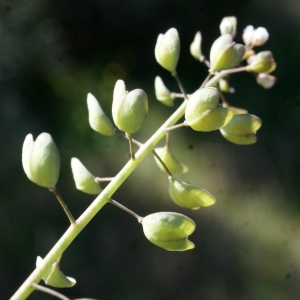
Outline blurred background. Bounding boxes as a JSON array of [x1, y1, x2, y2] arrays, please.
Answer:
[[1, 0, 300, 299]]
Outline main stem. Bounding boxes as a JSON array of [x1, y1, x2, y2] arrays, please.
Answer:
[[10, 97, 188, 300]]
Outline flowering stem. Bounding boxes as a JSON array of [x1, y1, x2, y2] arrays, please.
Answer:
[[49, 187, 76, 225], [152, 150, 174, 178], [164, 122, 186, 132], [95, 177, 115, 183], [172, 72, 188, 99]]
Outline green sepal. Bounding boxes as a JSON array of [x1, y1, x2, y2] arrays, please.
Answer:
[[185, 87, 234, 131], [154, 76, 174, 107], [71, 158, 102, 195], [22, 133, 60, 188], [246, 51, 276, 74], [210, 34, 245, 72], [87, 93, 115, 136], [168, 178, 216, 210], [36, 256, 76, 288], [141, 212, 195, 251], [112, 80, 148, 134], [154, 146, 188, 174], [220, 114, 262, 145]]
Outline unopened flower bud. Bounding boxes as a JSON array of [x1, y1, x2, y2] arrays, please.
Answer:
[[220, 114, 262, 145], [168, 178, 216, 210], [154, 146, 188, 174], [220, 16, 237, 38], [210, 34, 245, 72], [141, 212, 195, 251], [154, 76, 174, 107], [155, 28, 180, 74], [247, 51, 276, 74], [219, 78, 235, 93], [87, 93, 115, 136], [185, 87, 234, 132], [36, 256, 76, 288], [223, 103, 248, 115], [22, 133, 60, 188], [112, 80, 148, 134], [256, 73, 276, 89], [190, 31, 205, 62], [71, 158, 102, 195], [243, 25, 254, 45], [252, 27, 269, 46]]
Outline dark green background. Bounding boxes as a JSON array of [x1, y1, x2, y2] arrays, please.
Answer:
[[1, 0, 300, 299]]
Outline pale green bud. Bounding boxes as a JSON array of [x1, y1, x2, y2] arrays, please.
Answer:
[[209, 34, 245, 73], [141, 212, 195, 251], [71, 158, 102, 195], [154, 146, 188, 174], [155, 28, 180, 74], [185, 87, 234, 132], [223, 103, 248, 115], [220, 114, 262, 145], [219, 78, 235, 93], [256, 73, 276, 89], [87, 93, 115, 136], [220, 16, 237, 38], [112, 80, 148, 134], [36, 256, 76, 288], [154, 76, 174, 107], [246, 51, 276, 74], [168, 178, 216, 210], [22, 133, 60, 188], [190, 31, 204, 62]]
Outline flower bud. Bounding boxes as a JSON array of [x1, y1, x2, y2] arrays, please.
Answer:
[[190, 31, 205, 62], [168, 178, 216, 210], [155, 28, 180, 74], [243, 25, 254, 45], [246, 51, 276, 74], [220, 114, 262, 145], [154, 146, 188, 174], [220, 16, 237, 38], [87, 93, 115, 136], [36, 256, 76, 288], [223, 103, 248, 115], [22, 133, 60, 188], [185, 87, 234, 132], [209, 34, 245, 72], [112, 80, 148, 134], [154, 76, 174, 107], [71, 158, 102, 195], [219, 78, 235, 93], [252, 27, 269, 46], [256, 73, 276, 89], [141, 212, 195, 251]]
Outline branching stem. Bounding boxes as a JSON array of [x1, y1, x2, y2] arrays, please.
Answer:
[[109, 199, 142, 222]]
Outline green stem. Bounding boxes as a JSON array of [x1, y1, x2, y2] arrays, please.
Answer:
[[126, 133, 136, 160], [152, 149, 174, 178], [50, 187, 76, 225], [32, 284, 70, 300], [109, 199, 142, 222]]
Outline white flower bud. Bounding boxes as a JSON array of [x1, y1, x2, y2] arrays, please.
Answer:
[[220, 17, 237, 37], [256, 73, 276, 89], [252, 27, 269, 46], [243, 25, 254, 45]]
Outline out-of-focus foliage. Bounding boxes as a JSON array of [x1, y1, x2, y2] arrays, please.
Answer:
[[1, 0, 300, 299]]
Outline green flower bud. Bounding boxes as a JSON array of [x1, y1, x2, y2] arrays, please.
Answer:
[[222, 103, 248, 115], [210, 34, 245, 73], [155, 28, 180, 74], [154, 146, 188, 174], [141, 212, 195, 251], [185, 87, 234, 132], [36, 256, 76, 288], [87, 93, 115, 136], [154, 76, 174, 107], [220, 114, 262, 145], [246, 51, 276, 74], [190, 31, 205, 62], [219, 78, 235, 93], [71, 158, 102, 195], [112, 80, 148, 134], [168, 178, 216, 210], [22, 133, 60, 188], [256, 73, 276, 89]]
